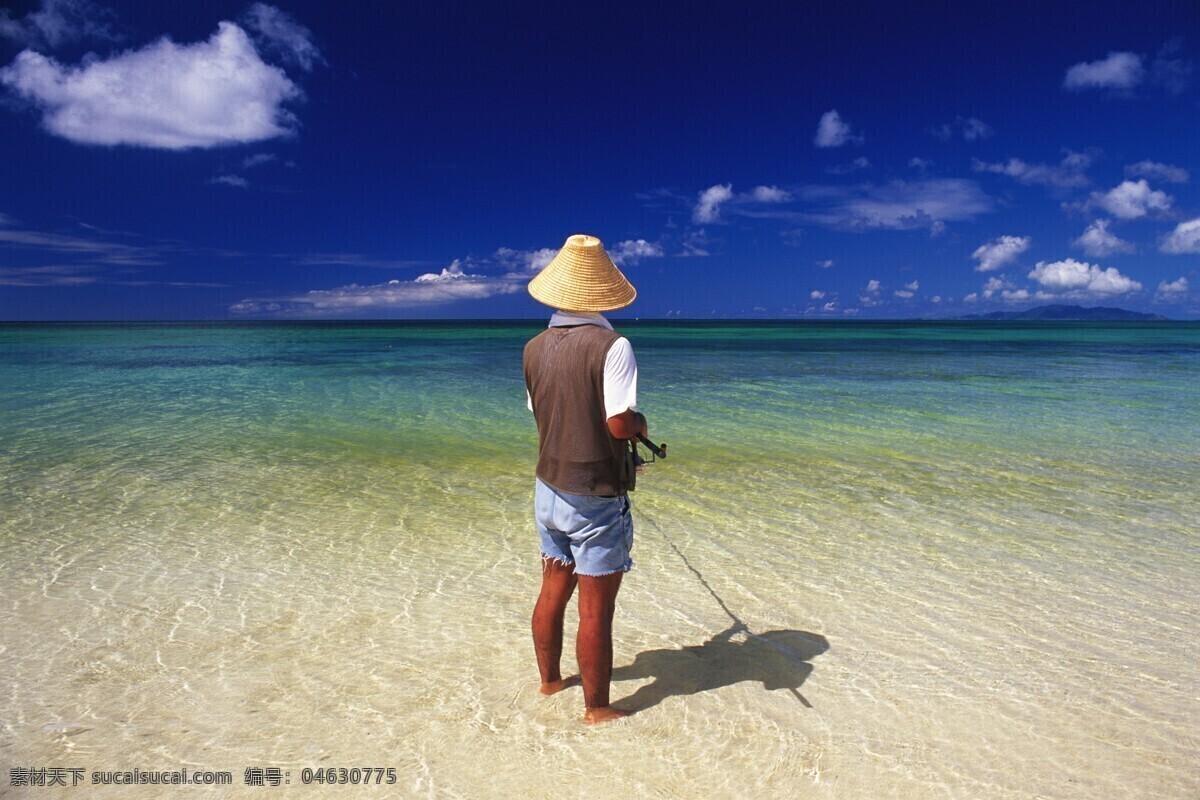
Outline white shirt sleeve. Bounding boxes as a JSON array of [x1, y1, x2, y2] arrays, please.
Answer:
[[525, 335, 638, 418], [603, 337, 638, 419]]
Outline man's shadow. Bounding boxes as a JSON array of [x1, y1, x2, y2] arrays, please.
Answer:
[[613, 622, 828, 713], [623, 515, 830, 714]]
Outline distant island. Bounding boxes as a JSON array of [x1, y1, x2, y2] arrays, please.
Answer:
[[955, 304, 1170, 322]]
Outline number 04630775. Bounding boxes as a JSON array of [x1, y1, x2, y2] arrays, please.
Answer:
[[300, 767, 397, 785]]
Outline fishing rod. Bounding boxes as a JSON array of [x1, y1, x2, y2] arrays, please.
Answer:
[[635, 433, 666, 460]]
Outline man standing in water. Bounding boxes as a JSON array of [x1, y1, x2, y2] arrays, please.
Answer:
[[523, 234, 648, 724]]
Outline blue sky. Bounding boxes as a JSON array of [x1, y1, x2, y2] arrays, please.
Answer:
[[1, 0, 1198, 320]]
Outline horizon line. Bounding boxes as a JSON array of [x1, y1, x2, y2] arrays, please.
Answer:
[[2, 316, 1191, 325]]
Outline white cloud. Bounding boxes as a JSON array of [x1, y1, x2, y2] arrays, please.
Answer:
[[1073, 219, 1134, 257], [0, 21, 306, 149], [960, 117, 994, 141], [908, 157, 932, 170], [972, 151, 1092, 189], [816, 259, 834, 269], [493, 246, 557, 271], [1063, 51, 1145, 91], [1002, 289, 1031, 303], [1151, 39, 1192, 95], [780, 228, 803, 246], [1125, 160, 1189, 184], [230, 261, 525, 316], [1159, 218, 1200, 254], [679, 229, 710, 257], [751, 185, 791, 202], [1061, 151, 1093, 171], [1090, 179, 1172, 220], [230, 236, 588, 317], [964, 292, 978, 303], [294, 252, 426, 269], [814, 110, 861, 148], [1061, 43, 1192, 97], [0, 214, 251, 286], [810, 290, 825, 299], [933, 116, 993, 141], [208, 174, 249, 188], [414, 261, 466, 283], [801, 178, 992, 231], [0, 264, 99, 286], [823, 302, 837, 312], [903, 280, 919, 291], [1156, 277, 1188, 296], [684, 183, 795, 226], [858, 281, 883, 306], [894, 289, 914, 299], [693, 183, 733, 223], [972, 235, 1031, 272], [609, 239, 664, 265], [826, 156, 871, 175], [982, 276, 1010, 298], [0, 215, 163, 265], [528, 248, 556, 271], [1027, 258, 1142, 297], [242, 152, 277, 169], [0, 0, 119, 49], [242, 3, 322, 71]]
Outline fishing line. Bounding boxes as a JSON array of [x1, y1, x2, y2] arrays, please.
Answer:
[[637, 499, 813, 708]]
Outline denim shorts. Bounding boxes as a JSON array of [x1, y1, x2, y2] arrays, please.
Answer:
[[535, 478, 634, 577]]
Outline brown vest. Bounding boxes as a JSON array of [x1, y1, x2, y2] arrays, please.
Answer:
[[524, 325, 634, 496]]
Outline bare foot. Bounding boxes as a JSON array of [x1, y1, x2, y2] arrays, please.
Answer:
[[539, 676, 580, 695], [583, 706, 630, 724]]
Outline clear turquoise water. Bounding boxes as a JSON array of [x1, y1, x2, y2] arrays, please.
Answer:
[[2, 321, 1198, 798]]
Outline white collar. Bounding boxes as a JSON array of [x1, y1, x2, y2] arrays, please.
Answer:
[[548, 310, 613, 330]]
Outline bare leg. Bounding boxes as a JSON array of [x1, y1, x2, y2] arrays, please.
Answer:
[[577, 571, 629, 723], [532, 558, 578, 694]]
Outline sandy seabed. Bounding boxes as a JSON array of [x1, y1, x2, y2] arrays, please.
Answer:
[[3, 456, 1197, 800]]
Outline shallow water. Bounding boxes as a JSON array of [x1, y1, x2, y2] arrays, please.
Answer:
[[2, 321, 1198, 798]]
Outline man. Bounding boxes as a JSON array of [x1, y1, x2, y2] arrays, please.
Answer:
[[523, 233, 649, 724]]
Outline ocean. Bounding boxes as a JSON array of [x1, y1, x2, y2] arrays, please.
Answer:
[[2, 320, 1197, 798]]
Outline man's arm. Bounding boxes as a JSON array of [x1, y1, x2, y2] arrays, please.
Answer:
[[607, 409, 647, 440], [604, 336, 646, 439]]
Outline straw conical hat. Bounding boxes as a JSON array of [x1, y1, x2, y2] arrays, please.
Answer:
[[528, 234, 637, 312]]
